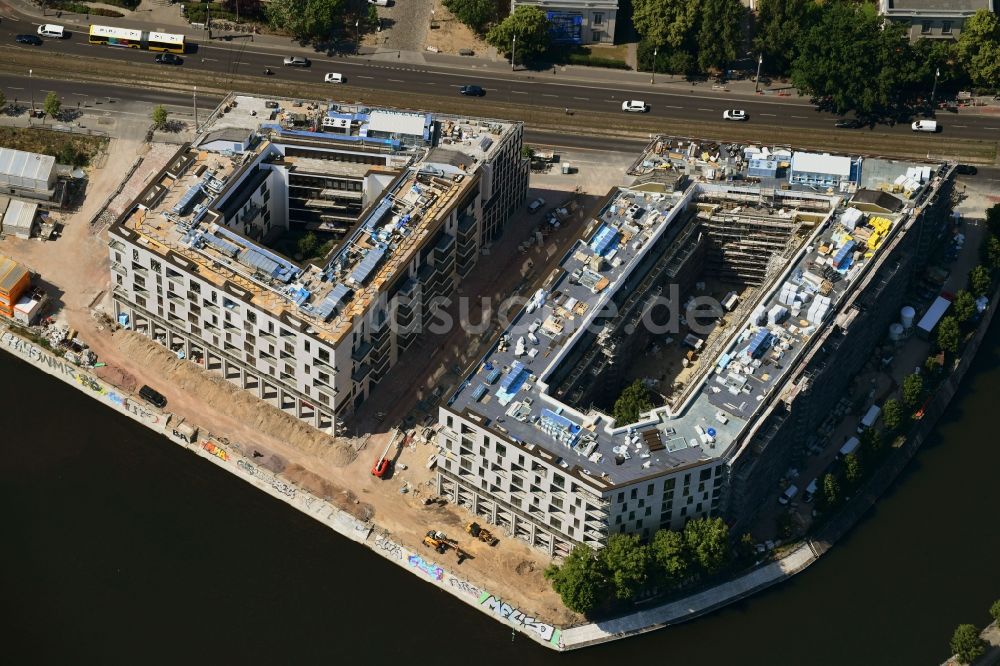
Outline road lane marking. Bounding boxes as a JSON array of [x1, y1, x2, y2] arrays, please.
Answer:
[[791, 115, 807, 119], [388, 78, 404, 83], [698, 108, 713, 112], [986, 127, 1000, 130], [761, 113, 776, 117], [201, 58, 219, 62], [663, 105, 683, 109], [542, 94, 557, 97], [953, 125, 967, 128], [8, 87, 24, 91], [573, 97, 589, 101], [356, 75, 373, 79], [512, 90, 528, 94]]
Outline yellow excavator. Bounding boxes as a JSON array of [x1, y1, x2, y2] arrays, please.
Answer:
[[466, 522, 499, 546], [423, 530, 470, 563]]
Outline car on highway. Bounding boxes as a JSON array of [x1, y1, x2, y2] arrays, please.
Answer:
[[723, 109, 747, 121], [911, 119, 939, 132], [283, 56, 310, 67], [621, 100, 649, 113], [459, 85, 485, 97], [955, 164, 978, 176], [835, 118, 863, 129], [155, 53, 183, 65], [15, 34, 43, 45], [324, 72, 345, 83]]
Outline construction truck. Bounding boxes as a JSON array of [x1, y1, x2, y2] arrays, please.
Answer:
[[422, 530, 470, 564], [466, 522, 499, 546]]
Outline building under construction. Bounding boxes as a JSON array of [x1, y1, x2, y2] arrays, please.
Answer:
[[438, 136, 955, 555], [109, 94, 527, 430]]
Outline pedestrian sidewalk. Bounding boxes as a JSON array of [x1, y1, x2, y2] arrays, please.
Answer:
[[7, 0, 812, 101]]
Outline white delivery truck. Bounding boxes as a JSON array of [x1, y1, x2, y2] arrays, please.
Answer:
[[911, 120, 938, 133], [858, 404, 882, 434]]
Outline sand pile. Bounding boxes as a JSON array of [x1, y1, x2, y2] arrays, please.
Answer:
[[113, 330, 358, 466]]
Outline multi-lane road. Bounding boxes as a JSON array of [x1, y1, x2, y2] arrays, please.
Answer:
[[1, 8, 1000, 145]]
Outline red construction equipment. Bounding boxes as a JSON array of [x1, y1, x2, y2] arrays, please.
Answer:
[[371, 429, 401, 478]]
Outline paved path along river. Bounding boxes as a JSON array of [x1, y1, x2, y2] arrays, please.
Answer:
[[2, 317, 999, 663]]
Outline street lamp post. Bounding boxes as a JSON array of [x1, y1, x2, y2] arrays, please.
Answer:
[[206, 2, 212, 40], [650, 46, 658, 84], [29, 69, 33, 120], [931, 67, 940, 112], [754, 54, 763, 93], [355, 19, 360, 53], [511, 34, 516, 71]]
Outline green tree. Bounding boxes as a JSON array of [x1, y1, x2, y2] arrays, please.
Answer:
[[632, 0, 698, 50], [696, 0, 744, 72], [957, 9, 1000, 89], [860, 427, 885, 462], [297, 232, 319, 258], [266, 0, 345, 42], [486, 6, 550, 63], [599, 533, 651, 601], [544, 544, 610, 614], [443, 0, 496, 33], [367, 4, 379, 29], [650, 528, 688, 585], [950, 623, 986, 664], [986, 236, 1000, 272], [223, 0, 264, 19], [683, 517, 729, 575], [882, 398, 903, 433], [843, 453, 862, 487], [937, 315, 961, 354], [902, 372, 924, 409], [753, 0, 821, 76], [969, 265, 992, 297], [43, 91, 61, 121], [990, 599, 1000, 624], [151, 105, 169, 130], [612, 379, 653, 425], [821, 473, 840, 508], [952, 290, 976, 324], [986, 204, 1000, 237], [790, 2, 918, 117]]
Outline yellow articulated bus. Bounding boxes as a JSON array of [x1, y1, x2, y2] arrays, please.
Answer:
[[88, 24, 185, 54]]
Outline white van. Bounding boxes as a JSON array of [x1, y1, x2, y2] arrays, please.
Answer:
[[778, 484, 799, 505], [324, 72, 344, 84], [368, 0, 389, 6], [37, 24, 66, 39], [857, 404, 881, 434], [911, 120, 938, 133]]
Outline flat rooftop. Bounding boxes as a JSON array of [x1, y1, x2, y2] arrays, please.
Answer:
[[448, 138, 943, 490], [115, 94, 520, 346]]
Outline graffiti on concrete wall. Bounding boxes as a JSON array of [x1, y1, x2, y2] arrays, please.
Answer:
[[202, 440, 229, 461], [407, 554, 444, 581], [236, 459, 296, 498], [447, 576, 481, 599], [478, 593, 561, 645], [374, 534, 404, 560], [1, 331, 160, 424]]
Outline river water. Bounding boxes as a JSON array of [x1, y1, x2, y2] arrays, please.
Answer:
[[2, 320, 999, 664]]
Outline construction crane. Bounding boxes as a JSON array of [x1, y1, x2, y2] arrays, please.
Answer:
[[371, 429, 401, 478], [466, 522, 499, 546]]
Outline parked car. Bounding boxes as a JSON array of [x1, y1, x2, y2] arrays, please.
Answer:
[[955, 164, 978, 176], [723, 109, 748, 121], [155, 53, 183, 65], [138, 385, 167, 409], [527, 198, 545, 214], [283, 56, 310, 67], [459, 85, 485, 97], [835, 118, 863, 129], [621, 100, 649, 113], [16, 34, 43, 45]]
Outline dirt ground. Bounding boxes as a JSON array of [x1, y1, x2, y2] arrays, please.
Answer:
[[0, 135, 580, 626], [423, 0, 491, 56]]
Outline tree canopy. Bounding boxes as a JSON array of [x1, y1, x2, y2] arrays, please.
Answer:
[[937, 315, 960, 354], [696, 0, 744, 72], [969, 265, 992, 297], [952, 291, 976, 324], [821, 473, 840, 508], [613, 379, 654, 425], [683, 517, 729, 575], [43, 91, 61, 120], [950, 623, 986, 664], [632, 0, 699, 50], [266, 0, 344, 42], [957, 9, 1000, 89], [544, 545, 610, 614], [443, 0, 496, 34], [600, 533, 651, 600], [902, 372, 924, 409], [790, 2, 921, 117], [486, 6, 551, 62], [753, 0, 820, 76], [843, 453, 862, 487], [151, 105, 169, 130], [650, 528, 688, 585], [882, 398, 903, 433]]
